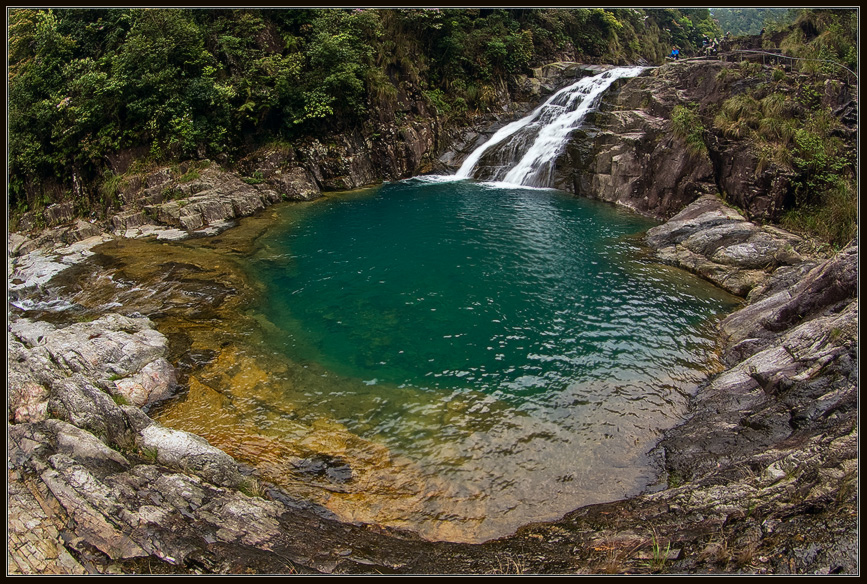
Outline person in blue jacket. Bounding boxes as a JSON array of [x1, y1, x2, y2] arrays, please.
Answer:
[[670, 46, 680, 60]]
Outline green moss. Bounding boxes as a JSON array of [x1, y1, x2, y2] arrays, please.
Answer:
[[111, 392, 130, 406], [666, 470, 685, 488], [161, 187, 184, 201], [99, 170, 125, 210]]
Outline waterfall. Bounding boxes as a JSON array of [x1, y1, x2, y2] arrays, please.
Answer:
[[455, 66, 645, 188]]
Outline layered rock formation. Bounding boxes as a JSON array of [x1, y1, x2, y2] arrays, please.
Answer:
[[644, 195, 857, 482], [645, 194, 817, 297], [549, 60, 855, 224]]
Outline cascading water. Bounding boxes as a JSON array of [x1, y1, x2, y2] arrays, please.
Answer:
[[455, 66, 645, 188]]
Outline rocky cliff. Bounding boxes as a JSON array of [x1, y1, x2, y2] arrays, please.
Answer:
[[558, 64, 719, 218], [549, 60, 855, 225]]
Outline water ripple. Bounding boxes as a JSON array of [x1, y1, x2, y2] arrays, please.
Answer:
[[231, 180, 741, 542]]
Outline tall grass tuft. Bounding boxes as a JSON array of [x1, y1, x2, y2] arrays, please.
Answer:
[[781, 177, 857, 249], [671, 104, 708, 157]]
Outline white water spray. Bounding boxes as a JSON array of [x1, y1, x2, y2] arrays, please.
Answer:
[[454, 66, 645, 188]]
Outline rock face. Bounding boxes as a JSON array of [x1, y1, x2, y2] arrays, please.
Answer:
[[645, 195, 815, 297], [115, 164, 286, 236], [659, 244, 857, 479], [559, 66, 720, 218], [8, 313, 179, 423], [706, 133, 794, 221]]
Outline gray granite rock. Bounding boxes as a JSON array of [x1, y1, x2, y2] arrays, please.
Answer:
[[645, 195, 816, 297]]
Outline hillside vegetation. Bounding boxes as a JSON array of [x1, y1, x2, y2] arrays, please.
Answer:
[[710, 8, 795, 36], [713, 9, 858, 247], [8, 8, 717, 218]]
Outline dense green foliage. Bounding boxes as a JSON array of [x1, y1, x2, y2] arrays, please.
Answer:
[[7, 8, 717, 216], [779, 9, 858, 77], [710, 8, 794, 36], [711, 9, 857, 248], [651, 8, 721, 50]]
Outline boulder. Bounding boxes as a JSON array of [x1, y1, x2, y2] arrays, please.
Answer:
[[645, 195, 811, 297], [113, 358, 178, 408], [268, 167, 321, 201], [43, 202, 76, 227], [266, 166, 321, 201], [48, 375, 134, 448], [138, 425, 243, 488], [46, 418, 131, 471], [720, 242, 857, 349]]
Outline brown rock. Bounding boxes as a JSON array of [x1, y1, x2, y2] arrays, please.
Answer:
[[268, 167, 321, 201]]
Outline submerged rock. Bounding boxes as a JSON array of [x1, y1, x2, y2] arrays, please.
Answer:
[[292, 455, 354, 484]]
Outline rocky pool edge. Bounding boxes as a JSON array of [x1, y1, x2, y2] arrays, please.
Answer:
[[7, 182, 858, 574]]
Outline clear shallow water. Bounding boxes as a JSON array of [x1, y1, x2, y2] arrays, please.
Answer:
[[233, 178, 740, 541]]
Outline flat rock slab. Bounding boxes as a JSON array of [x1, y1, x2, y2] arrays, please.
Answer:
[[645, 195, 814, 297]]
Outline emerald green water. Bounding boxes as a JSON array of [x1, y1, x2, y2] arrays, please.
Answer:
[[242, 178, 740, 541]]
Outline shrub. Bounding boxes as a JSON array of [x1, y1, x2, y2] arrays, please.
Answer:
[[781, 177, 857, 248], [671, 104, 708, 156], [242, 170, 265, 185]]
